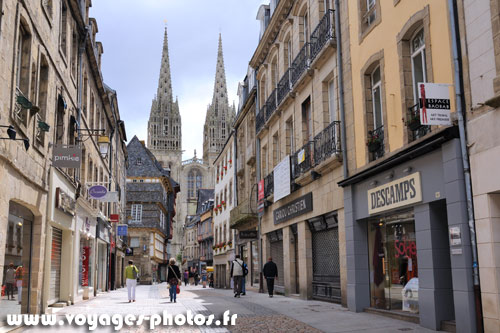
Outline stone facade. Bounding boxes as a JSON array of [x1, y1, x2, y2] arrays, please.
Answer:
[[0, 0, 127, 313], [461, 0, 500, 331]]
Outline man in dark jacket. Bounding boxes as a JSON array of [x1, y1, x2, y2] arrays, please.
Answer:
[[262, 257, 278, 297]]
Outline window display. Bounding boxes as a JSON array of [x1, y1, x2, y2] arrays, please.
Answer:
[[368, 211, 418, 313], [79, 238, 93, 288]]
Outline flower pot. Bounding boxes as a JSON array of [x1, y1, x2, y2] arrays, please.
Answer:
[[408, 119, 421, 131], [368, 141, 381, 153]]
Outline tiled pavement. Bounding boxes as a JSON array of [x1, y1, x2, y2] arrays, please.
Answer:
[[11, 284, 436, 332]]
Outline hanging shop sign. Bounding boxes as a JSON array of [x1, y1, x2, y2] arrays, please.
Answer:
[[239, 230, 258, 239], [273, 155, 291, 203], [117, 224, 128, 237], [110, 214, 120, 223], [88, 185, 107, 200], [273, 192, 313, 225], [55, 187, 76, 216], [418, 82, 452, 126], [52, 145, 82, 168], [367, 172, 422, 215]]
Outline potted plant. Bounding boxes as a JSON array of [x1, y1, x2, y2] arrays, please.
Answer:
[[406, 113, 421, 131], [367, 132, 382, 153], [221, 200, 226, 207]]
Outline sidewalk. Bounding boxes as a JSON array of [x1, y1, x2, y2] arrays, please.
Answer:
[[191, 287, 435, 333]]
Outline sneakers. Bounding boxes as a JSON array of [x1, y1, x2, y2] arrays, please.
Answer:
[[234, 294, 238, 298], [269, 295, 273, 298], [242, 292, 246, 295], [237, 294, 241, 298], [174, 300, 177, 303]]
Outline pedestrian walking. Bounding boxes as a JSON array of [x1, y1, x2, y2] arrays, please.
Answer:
[[15, 265, 23, 304], [4, 263, 15, 300], [263, 257, 278, 297], [202, 269, 207, 288], [230, 255, 246, 298], [194, 272, 199, 286], [167, 258, 181, 303], [209, 272, 214, 288], [124, 260, 139, 303], [183, 270, 189, 286], [241, 262, 248, 295]]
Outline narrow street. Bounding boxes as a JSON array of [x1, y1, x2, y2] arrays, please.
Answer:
[[17, 284, 432, 333]]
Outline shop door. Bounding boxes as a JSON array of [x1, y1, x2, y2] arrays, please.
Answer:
[[270, 240, 284, 291], [49, 227, 63, 304], [309, 213, 340, 303]]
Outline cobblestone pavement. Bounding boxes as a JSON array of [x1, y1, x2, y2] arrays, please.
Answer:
[[12, 284, 434, 332]]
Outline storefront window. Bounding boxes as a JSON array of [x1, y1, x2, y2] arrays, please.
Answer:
[[368, 211, 419, 313], [79, 238, 93, 288]]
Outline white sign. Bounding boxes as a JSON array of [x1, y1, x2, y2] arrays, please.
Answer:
[[418, 82, 451, 126], [367, 172, 422, 215], [449, 226, 462, 246], [273, 156, 291, 203]]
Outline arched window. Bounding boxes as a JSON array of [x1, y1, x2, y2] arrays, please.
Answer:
[[188, 169, 203, 198], [411, 29, 426, 103], [188, 171, 195, 198]]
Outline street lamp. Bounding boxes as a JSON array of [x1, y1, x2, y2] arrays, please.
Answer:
[[97, 135, 110, 158], [0, 125, 30, 151]]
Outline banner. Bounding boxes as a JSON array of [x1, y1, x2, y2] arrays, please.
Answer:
[[82, 246, 90, 287]]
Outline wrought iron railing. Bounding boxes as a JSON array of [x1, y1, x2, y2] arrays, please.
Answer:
[[290, 43, 310, 85], [264, 171, 274, 198], [407, 103, 431, 141], [310, 10, 335, 61], [292, 141, 314, 179], [368, 125, 384, 160], [314, 121, 341, 165], [266, 89, 277, 120], [256, 107, 266, 134], [277, 68, 291, 105]]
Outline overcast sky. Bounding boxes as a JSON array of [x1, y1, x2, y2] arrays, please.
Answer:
[[91, 0, 267, 160]]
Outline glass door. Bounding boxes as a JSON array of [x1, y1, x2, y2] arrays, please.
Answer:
[[368, 210, 419, 313]]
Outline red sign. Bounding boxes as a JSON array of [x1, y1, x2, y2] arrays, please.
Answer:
[[258, 180, 265, 201], [110, 214, 119, 223], [82, 246, 90, 287]]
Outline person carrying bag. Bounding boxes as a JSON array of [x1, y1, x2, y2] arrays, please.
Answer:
[[167, 258, 181, 303], [125, 260, 139, 303]]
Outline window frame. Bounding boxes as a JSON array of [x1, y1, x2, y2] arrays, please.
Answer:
[[410, 28, 427, 104]]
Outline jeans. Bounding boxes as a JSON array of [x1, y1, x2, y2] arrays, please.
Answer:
[[266, 277, 275, 295], [233, 276, 243, 295], [126, 279, 137, 301], [242, 276, 246, 293], [5, 283, 14, 299], [169, 283, 177, 301], [184, 279, 188, 286]]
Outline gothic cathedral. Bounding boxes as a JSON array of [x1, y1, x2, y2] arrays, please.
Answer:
[[147, 30, 235, 258]]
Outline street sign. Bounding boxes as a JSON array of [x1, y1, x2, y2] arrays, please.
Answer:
[[117, 224, 128, 237], [418, 82, 451, 126]]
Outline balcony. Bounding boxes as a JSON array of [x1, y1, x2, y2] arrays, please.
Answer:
[[265, 89, 277, 120], [368, 125, 385, 160], [229, 197, 257, 229], [310, 10, 335, 62], [290, 43, 309, 85], [277, 68, 291, 106], [314, 121, 341, 166], [256, 106, 266, 133], [264, 171, 274, 198], [292, 141, 314, 180], [407, 104, 431, 142]]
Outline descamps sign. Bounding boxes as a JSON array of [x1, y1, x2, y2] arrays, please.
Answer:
[[367, 172, 422, 215]]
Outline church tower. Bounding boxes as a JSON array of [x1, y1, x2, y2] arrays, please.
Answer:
[[203, 34, 236, 166], [147, 27, 182, 182]]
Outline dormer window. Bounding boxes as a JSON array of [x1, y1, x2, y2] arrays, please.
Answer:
[[136, 158, 142, 166]]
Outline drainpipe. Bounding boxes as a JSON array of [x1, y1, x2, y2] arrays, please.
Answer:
[[334, 0, 348, 179], [448, 0, 482, 331], [76, 25, 89, 183]]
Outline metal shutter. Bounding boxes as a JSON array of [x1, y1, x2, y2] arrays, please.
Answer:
[[270, 240, 284, 288], [49, 227, 62, 303], [312, 227, 341, 303]]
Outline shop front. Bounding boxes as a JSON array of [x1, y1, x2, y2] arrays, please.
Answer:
[[73, 202, 97, 302], [43, 170, 76, 309], [340, 134, 477, 332], [236, 230, 259, 289], [96, 217, 110, 293]]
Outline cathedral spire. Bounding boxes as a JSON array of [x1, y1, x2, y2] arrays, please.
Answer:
[[211, 33, 228, 108], [157, 27, 173, 105]]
